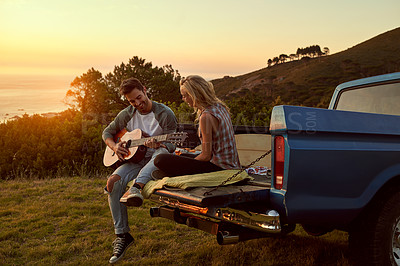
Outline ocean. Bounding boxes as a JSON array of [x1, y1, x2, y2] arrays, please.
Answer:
[[0, 74, 74, 122]]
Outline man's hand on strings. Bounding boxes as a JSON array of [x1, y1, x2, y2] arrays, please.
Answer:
[[144, 138, 162, 149]]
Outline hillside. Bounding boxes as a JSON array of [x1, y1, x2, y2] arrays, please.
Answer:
[[212, 27, 400, 108]]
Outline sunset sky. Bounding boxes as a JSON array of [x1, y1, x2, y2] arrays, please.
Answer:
[[0, 0, 399, 118], [1, 0, 399, 80]]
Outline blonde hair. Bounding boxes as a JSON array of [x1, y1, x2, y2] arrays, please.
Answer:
[[180, 75, 228, 120]]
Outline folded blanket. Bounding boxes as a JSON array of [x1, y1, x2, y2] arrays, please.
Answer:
[[129, 170, 253, 199]]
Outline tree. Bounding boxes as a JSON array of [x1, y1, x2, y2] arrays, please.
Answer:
[[323, 47, 330, 56], [105, 56, 182, 105], [66, 56, 182, 120], [147, 64, 182, 103], [296, 48, 304, 59], [313, 45, 323, 57], [296, 45, 324, 58], [279, 54, 288, 63], [66, 68, 111, 117]]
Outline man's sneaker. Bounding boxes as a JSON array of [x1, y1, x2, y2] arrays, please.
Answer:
[[151, 169, 168, 180], [120, 186, 144, 207], [109, 233, 134, 264]]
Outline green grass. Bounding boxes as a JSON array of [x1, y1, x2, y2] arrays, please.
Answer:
[[0, 177, 351, 265]]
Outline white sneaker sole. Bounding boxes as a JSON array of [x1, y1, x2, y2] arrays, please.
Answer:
[[120, 195, 143, 207]]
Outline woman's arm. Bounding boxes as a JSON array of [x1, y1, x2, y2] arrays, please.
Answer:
[[195, 112, 219, 161]]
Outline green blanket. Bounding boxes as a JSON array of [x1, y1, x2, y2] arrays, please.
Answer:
[[127, 170, 253, 199]]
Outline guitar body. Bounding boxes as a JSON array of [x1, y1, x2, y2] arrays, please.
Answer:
[[103, 128, 187, 168], [103, 129, 147, 168]]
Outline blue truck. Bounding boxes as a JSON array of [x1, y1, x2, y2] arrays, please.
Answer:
[[149, 72, 400, 265]]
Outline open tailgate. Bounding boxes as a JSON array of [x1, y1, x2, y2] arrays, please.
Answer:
[[150, 174, 271, 208]]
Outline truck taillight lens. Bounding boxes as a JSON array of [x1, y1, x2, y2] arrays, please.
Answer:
[[274, 136, 285, 190]]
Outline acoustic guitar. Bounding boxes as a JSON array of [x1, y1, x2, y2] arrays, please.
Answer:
[[103, 128, 187, 168]]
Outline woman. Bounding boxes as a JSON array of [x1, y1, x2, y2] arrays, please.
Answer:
[[154, 75, 240, 177]]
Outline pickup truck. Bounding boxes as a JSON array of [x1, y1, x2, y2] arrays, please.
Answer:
[[148, 72, 400, 265]]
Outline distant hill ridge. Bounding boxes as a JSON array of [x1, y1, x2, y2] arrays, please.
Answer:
[[212, 27, 400, 108]]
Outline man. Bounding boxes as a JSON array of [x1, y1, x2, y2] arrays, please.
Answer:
[[102, 77, 177, 264]]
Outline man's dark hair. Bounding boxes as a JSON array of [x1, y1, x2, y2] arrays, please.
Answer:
[[119, 78, 145, 95]]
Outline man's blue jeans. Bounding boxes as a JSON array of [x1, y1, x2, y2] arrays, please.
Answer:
[[104, 147, 169, 235]]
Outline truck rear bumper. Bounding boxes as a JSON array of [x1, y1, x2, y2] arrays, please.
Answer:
[[149, 204, 281, 244]]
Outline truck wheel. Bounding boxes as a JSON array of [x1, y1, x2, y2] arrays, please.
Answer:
[[394, 216, 400, 265], [349, 190, 400, 265], [301, 224, 332, 236]]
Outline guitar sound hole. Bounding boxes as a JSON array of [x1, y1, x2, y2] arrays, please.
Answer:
[[126, 140, 131, 148]]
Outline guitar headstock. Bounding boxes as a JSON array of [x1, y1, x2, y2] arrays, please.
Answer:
[[166, 132, 188, 147]]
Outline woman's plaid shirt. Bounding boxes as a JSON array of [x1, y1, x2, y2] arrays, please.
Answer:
[[201, 103, 241, 169]]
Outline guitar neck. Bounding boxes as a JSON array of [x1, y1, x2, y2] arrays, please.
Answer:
[[128, 134, 169, 147]]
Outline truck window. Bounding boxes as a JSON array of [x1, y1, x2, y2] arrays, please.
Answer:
[[335, 82, 400, 116]]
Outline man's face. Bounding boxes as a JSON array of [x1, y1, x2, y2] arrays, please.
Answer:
[[125, 88, 151, 114]]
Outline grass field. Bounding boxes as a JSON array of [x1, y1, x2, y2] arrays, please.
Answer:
[[0, 177, 351, 265]]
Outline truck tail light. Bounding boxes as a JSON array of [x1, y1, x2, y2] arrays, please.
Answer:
[[274, 136, 285, 190]]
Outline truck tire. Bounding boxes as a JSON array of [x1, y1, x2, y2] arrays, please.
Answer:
[[349, 190, 400, 265], [301, 224, 332, 236]]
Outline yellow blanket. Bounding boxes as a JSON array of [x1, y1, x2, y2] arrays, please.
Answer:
[[127, 170, 253, 199]]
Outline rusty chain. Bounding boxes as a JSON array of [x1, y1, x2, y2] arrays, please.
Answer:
[[203, 149, 272, 196]]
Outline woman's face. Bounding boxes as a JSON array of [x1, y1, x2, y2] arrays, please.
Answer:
[[180, 87, 194, 107]]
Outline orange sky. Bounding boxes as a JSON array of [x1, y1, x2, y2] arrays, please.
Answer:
[[1, 0, 399, 81]]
